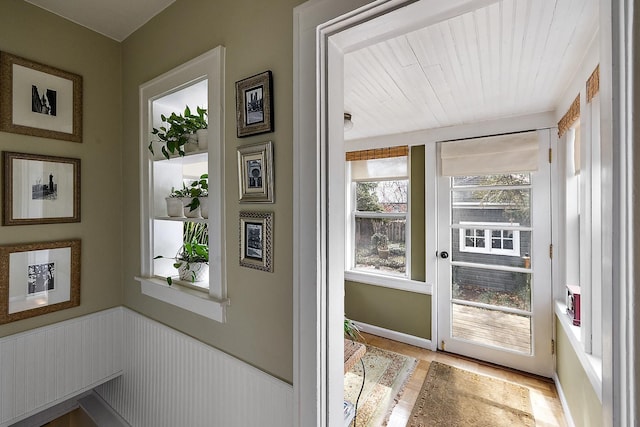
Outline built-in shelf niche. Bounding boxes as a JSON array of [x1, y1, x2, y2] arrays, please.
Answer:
[[137, 46, 228, 323]]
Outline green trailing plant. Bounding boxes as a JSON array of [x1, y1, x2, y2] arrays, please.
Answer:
[[184, 173, 208, 212], [344, 316, 364, 342], [154, 222, 209, 285], [149, 106, 208, 159]]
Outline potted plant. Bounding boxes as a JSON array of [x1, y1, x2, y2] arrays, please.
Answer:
[[154, 222, 209, 285], [182, 174, 208, 218], [148, 106, 207, 159], [166, 186, 187, 217], [371, 233, 389, 259]]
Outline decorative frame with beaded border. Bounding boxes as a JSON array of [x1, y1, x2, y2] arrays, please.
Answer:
[[239, 211, 273, 272]]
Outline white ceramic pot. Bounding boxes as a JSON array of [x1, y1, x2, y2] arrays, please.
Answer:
[[183, 133, 199, 153], [196, 129, 208, 150], [181, 197, 201, 218], [199, 197, 209, 219], [177, 261, 209, 282], [165, 197, 184, 217]]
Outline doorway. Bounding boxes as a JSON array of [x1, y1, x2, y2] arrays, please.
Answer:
[[436, 130, 553, 377]]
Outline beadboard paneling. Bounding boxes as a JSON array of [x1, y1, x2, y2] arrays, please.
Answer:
[[0, 308, 123, 426], [96, 309, 293, 427]]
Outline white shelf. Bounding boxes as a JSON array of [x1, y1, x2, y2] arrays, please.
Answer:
[[154, 216, 207, 223], [152, 150, 208, 164], [137, 277, 229, 323]]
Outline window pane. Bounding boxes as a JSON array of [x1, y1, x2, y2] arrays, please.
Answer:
[[452, 188, 531, 227], [354, 216, 406, 276], [452, 265, 531, 311], [452, 174, 531, 187], [356, 180, 408, 212], [454, 229, 530, 265]]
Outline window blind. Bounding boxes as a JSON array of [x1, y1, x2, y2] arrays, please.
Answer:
[[440, 131, 539, 177]]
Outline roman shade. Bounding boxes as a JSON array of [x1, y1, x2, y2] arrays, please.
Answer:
[[440, 131, 539, 177], [347, 146, 408, 180]]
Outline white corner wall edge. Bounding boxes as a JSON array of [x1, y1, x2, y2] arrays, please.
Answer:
[[95, 308, 293, 427], [0, 308, 124, 427], [553, 372, 577, 427]]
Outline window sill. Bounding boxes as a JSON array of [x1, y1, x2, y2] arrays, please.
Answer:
[[554, 300, 602, 402], [136, 276, 230, 323], [344, 270, 432, 294]]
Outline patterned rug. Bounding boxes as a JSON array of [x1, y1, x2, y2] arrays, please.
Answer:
[[408, 361, 535, 427], [344, 344, 417, 427]]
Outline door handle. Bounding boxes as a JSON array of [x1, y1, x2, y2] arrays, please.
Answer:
[[439, 251, 449, 259]]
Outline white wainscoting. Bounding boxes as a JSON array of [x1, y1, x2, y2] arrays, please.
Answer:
[[96, 308, 294, 427], [0, 308, 123, 426]]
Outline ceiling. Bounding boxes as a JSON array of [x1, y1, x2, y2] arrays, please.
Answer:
[[343, 0, 599, 141], [24, 0, 175, 41], [24, 0, 598, 140]]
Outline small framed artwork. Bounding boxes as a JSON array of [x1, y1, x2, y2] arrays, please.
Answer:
[[237, 141, 274, 203], [2, 151, 81, 226], [0, 52, 82, 143], [239, 211, 273, 272], [0, 239, 81, 324], [235, 70, 273, 137]]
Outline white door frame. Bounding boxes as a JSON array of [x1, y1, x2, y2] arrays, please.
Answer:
[[292, 0, 631, 425]]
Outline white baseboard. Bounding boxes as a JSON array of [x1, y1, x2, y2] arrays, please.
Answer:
[[553, 372, 576, 427], [353, 321, 432, 349]]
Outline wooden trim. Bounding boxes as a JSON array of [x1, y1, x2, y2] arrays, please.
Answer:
[[346, 145, 408, 161], [558, 95, 580, 137], [586, 65, 600, 103]]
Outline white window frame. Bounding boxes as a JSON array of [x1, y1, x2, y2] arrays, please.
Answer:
[[459, 221, 521, 257], [346, 157, 411, 285]]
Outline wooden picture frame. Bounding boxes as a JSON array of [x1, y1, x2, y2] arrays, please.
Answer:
[[239, 211, 273, 272], [2, 151, 81, 226], [0, 52, 83, 143], [235, 70, 273, 137], [0, 239, 81, 324], [237, 141, 274, 203]]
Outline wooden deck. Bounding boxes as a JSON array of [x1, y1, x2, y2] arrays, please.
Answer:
[[452, 304, 532, 353]]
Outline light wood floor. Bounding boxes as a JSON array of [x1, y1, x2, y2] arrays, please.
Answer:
[[360, 333, 567, 427]]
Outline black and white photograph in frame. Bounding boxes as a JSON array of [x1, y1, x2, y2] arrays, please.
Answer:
[[0, 239, 81, 325], [235, 70, 273, 137], [245, 222, 263, 259], [245, 86, 264, 125], [239, 211, 273, 272], [32, 85, 57, 116], [247, 159, 263, 189], [237, 141, 274, 203], [0, 51, 82, 142], [2, 151, 81, 226], [27, 262, 55, 294]]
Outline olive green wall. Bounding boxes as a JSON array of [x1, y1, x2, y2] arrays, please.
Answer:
[[345, 281, 431, 339], [555, 318, 602, 426], [0, 1, 122, 337], [410, 145, 425, 282], [120, 0, 305, 383]]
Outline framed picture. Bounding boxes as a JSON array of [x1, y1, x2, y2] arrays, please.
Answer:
[[237, 141, 274, 203], [239, 211, 273, 272], [0, 52, 82, 143], [2, 151, 81, 226], [0, 239, 81, 324], [235, 70, 273, 137]]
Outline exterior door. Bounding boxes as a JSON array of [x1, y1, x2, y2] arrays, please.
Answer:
[[436, 130, 553, 377]]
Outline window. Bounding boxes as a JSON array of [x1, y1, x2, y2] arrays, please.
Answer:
[[459, 222, 520, 256], [556, 65, 604, 392], [347, 152, 409, 278], [137, 47, 228, 323]]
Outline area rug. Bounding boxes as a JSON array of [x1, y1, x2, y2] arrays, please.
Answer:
[[408, 361, 535, 427], [344, 344, 417, 427]]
